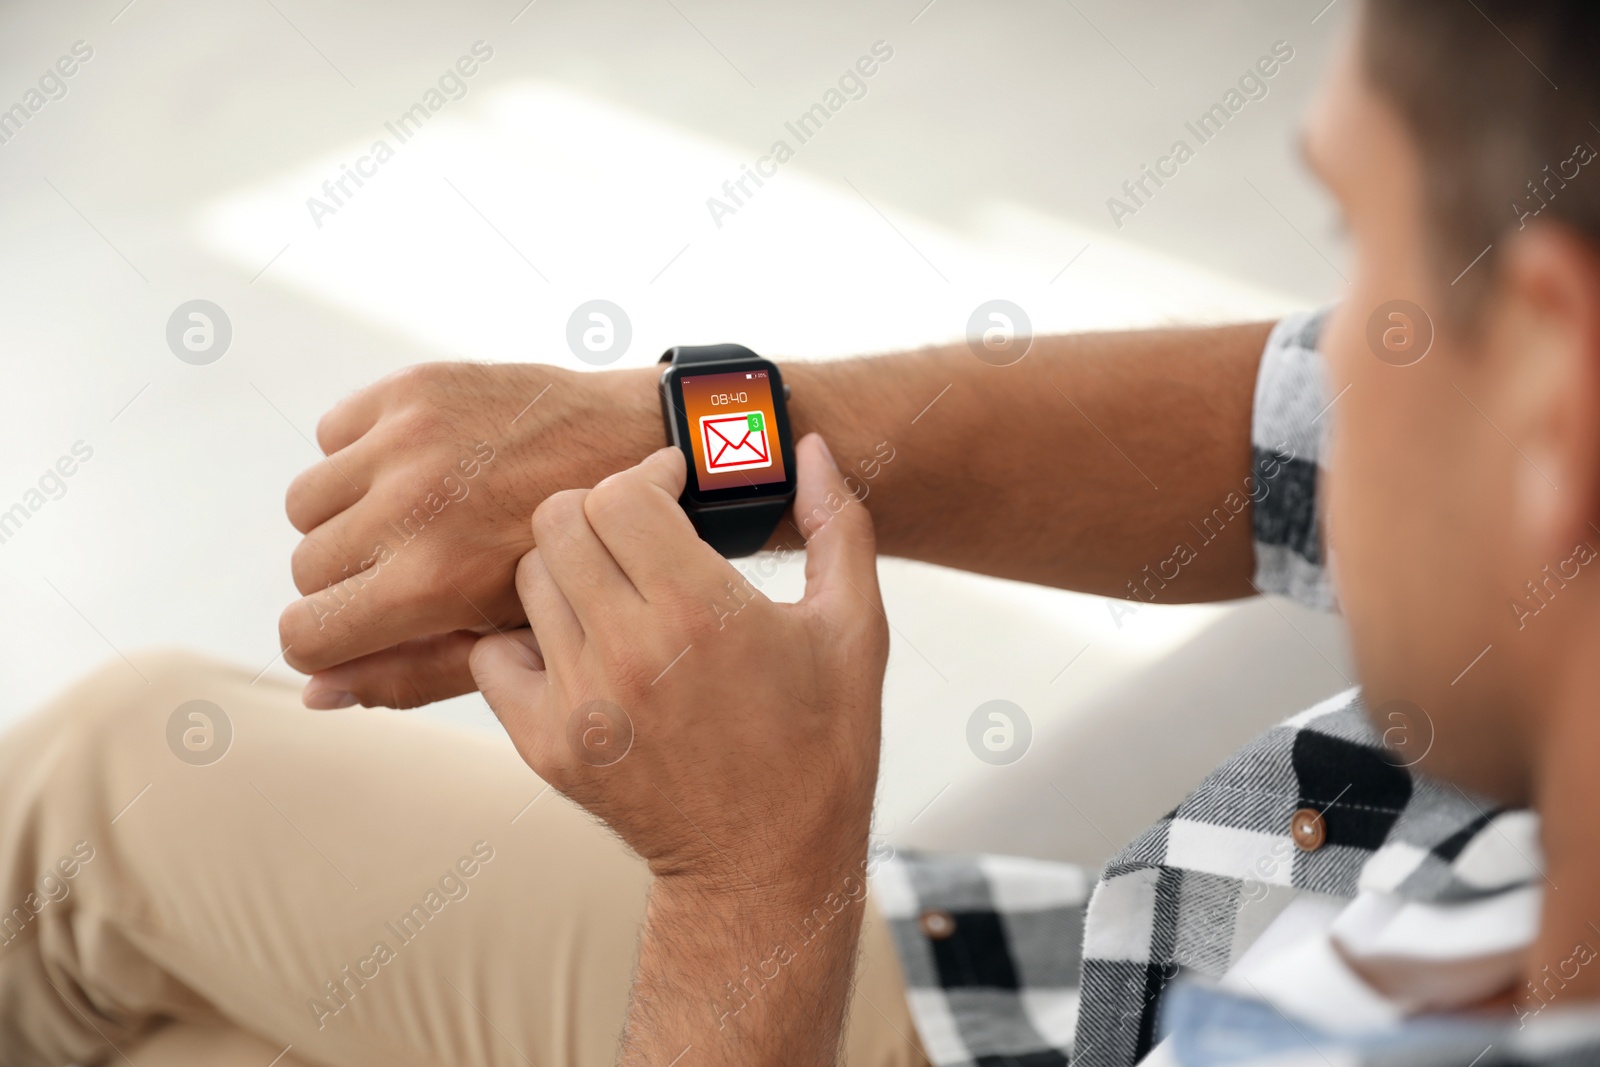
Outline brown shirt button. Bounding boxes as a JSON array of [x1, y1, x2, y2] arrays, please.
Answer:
[[919, 908, 956, 940], [1290, 807, 1328, 852]]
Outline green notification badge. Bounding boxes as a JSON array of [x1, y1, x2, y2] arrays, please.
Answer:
[[747, 412, 763, 433]]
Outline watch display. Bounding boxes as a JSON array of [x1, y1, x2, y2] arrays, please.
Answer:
[[677, 368, 788, 493], [661, 356, 796, 507], [659, 345, 796, 557]]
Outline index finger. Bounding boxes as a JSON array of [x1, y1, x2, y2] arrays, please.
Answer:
[[278, 555, 520, 673], [581, 447, 728, 599]]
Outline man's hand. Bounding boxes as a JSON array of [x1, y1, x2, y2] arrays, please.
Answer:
[[471, 434, 886, 887], [279, 361, 659, 709], [471, 435, 888, 1065]]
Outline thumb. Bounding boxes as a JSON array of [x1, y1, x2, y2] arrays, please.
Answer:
[[469, 629, 551, 740], [793, 434, 881, 613]]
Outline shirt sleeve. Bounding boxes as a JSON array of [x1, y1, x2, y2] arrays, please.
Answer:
[[871, 849, 1089, 1066], [1250, 308, 1336, 612]]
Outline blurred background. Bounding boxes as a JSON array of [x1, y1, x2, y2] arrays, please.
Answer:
[[0, 0, 1353, 868]]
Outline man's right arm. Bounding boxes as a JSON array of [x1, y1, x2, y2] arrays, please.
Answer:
[[280, 321, 1272, 708]]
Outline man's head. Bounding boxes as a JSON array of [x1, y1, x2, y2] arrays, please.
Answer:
[[1308, 1, 1600, 802]]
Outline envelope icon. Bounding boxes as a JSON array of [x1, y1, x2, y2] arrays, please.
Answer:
[[699, 411, 772, 473]]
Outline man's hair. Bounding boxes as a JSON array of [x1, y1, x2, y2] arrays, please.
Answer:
[[1362, 1, 1600, 312]]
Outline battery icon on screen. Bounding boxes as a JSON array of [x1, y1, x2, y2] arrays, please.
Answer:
[[746, 373, 752, 378]]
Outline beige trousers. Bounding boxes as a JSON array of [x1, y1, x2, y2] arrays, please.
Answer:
[[0, 652, 929, 1067]]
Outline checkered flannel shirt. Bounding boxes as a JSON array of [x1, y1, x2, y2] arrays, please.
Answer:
[[871, 309, 1600, 1067]]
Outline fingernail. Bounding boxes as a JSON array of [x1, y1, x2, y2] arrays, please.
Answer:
[[812, 434, 839, 472], [303, 684, 358, 710]]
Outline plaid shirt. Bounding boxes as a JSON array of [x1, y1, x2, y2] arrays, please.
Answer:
[[872, 310, 1600, 1067]]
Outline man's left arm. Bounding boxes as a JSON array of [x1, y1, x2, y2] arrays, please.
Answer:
[[469, 433, 888, 1064]]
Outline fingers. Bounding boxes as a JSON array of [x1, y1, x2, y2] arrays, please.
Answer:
[[531, 490, 643, 634], [582, 447, 724, 599], [517, 548, 584, 672], [285, 445, 372, 534], [289, 467, 484, 596], [301, 629, 495, 709], [289, 499, 385, 595], [792, 434, 882, 615], [315, 384, 385, 455], [470, 629, 554, 761], [280, 555, 519, 674]]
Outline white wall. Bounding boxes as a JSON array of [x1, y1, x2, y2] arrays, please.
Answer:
[[0, 0, 1354, 859]]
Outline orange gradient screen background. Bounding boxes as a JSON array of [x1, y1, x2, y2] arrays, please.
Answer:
[[678, 369, 787, 493]]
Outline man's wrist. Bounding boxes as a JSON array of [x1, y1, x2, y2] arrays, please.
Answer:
[[582, 365, 666, 473], [649, 848, 871, 924], [624, 854, 870, 1066], [613, 364, 664, 437]]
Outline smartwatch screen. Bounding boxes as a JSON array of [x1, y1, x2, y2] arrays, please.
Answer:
[[667, 363, 794, 502]]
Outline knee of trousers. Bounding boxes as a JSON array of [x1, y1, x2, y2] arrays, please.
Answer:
[[0, 648, 253, 817]]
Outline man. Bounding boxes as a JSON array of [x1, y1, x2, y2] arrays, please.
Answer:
[[4, 1, 1600, 1064]]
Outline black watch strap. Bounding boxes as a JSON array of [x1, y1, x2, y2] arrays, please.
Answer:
[[686, 499, 790, 557], [660, 344, 790, 558], [658, 343, 758, 366]]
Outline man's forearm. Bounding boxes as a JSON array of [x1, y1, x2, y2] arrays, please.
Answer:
[[619, 875, 868, 1067], [775, 322, 1272, 600]]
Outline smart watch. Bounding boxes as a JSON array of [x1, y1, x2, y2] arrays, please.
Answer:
[[658, 344, 796, 557]]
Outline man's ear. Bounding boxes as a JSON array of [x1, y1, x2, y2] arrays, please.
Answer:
[[1490, 224, 1600, 560]]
